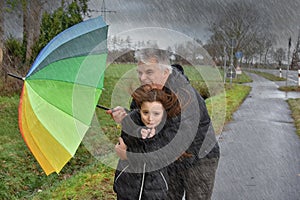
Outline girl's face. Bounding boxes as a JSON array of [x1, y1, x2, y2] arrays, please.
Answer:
[[140, 101, 164, 128]]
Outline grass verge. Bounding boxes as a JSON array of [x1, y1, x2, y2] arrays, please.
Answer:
[[278, 86, 300, 92], [287, 98, 300, 137], [32, 162, 116, 200], [248, 70, 286, 81], [206, 83, 251, 134]]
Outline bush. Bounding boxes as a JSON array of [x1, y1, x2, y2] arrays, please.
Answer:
[[5, 36, 23, 58], [1, 37, 25, 96], [0, 78, 22, 97]]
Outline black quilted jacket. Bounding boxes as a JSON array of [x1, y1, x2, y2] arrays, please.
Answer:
[[113, 110, 178, 200]]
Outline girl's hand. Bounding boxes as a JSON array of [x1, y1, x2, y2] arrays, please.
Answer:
[[141, 128, 156, 139]]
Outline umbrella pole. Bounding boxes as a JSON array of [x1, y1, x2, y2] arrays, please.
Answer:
[[8, 72, 110, 111], [7, 72, 110, 111], [96, 104, 110, 110]]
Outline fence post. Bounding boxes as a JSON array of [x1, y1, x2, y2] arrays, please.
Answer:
[[279, 68, 282, 78], [298, 69, 300, 86]]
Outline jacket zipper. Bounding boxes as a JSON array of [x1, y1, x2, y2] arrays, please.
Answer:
[[160, 172, 169, 191], [138, 163, 146, 200], [115, 165, 129, 183]]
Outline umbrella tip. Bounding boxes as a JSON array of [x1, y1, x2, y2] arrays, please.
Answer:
[[7, 72, 24, 81]]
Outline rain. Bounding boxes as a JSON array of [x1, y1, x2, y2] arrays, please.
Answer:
[[4, 0, 300, 47], [2, 0, 300, 199], [86, 0, 300, 47]]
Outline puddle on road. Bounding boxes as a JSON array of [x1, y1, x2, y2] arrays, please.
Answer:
[[283, 91, 300, 99], [267, 91, 300, 99], [252, 90, 300, 99], [247, 81, 300, 99]]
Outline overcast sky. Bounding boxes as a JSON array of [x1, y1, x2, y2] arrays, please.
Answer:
[[86, 0, 300, 49], [4, 0, 300, 50]]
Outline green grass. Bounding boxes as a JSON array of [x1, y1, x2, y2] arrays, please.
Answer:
[[287, 98, 300, 138], [206, 83, 251, 134], [32, 162, 116, 200], [1, 64, 253, 199], [278, 85, 300, 92], [0, 95, 50, 199], [248, 70, 286, 81], [0, 95, 103, 199]]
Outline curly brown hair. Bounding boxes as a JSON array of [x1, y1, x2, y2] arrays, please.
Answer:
[[131, 84, 181, 118]]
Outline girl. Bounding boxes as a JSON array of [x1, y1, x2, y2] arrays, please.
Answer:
[[113, 84, 181, 200]]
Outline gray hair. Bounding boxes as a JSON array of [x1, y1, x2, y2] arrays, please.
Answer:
[[135, 48, 173, 73]]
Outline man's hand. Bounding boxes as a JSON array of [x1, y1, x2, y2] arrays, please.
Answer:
[[115, 137, 127, 160], [106, 106, 127, 124]]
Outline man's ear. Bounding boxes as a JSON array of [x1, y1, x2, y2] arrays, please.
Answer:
[[163, 68, 170, 76]]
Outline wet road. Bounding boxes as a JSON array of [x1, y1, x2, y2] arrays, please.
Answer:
[[212, 72, 300, 200]]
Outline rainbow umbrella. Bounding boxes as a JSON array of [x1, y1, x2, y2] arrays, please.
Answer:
[[18, 16, 108, 175]]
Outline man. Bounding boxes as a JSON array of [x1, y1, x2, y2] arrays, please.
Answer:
[[108, 48, 220, 200]]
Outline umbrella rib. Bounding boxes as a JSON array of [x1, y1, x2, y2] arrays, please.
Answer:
[[28, 77, 104, 89]]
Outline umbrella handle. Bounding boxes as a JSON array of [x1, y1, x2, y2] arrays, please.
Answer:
[[96, 104, 110, 110]]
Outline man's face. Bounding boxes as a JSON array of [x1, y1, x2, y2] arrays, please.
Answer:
[[140, 101, 164, 128], [136, 58, 169, 89]]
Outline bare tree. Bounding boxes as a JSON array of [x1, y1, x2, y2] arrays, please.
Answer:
[[125, 36, 132, 50], [203, 32, 225, 64], [242, 35, 258, 65], [291, 31, 300, 70], [111, 35, 118, 51], [206, 1, 272, 67], [0, 0, 4, 68], [24, 0, 44, 61], [263, 36, 275, 65], [254, 31, 276, 65], [274, 48, 286, 66], [0, 0, 3, 50], [5, 0, 44, 63]]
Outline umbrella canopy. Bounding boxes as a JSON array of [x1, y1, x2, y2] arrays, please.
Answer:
[[19, 16, 108, 175]]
